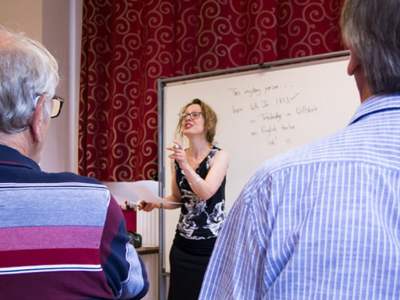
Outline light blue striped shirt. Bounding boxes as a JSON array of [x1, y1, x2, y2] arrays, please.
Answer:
[[199, 94, 400, 300]]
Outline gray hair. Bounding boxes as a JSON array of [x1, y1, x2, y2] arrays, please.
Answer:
[[341, 0, 400, 94], [0, 27, 59, 133]]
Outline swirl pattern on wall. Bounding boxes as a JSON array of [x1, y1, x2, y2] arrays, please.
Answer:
[[79, 0, 344, 181]]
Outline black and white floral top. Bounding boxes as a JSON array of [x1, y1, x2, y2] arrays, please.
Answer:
[[175, 146, 226, 240]]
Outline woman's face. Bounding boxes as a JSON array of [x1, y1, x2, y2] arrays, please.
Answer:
[[180, 104, 205, 137]]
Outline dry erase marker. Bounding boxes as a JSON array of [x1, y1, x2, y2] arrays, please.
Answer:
[[173, 143, 182, 150]]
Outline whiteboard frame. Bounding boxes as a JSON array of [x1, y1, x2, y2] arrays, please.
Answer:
[[156, 50, 351, 300]]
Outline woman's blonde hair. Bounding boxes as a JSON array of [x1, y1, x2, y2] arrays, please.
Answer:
[[176, 98, 217, 143]]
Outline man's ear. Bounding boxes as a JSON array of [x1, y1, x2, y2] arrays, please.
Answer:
[[29, 95, 47, 143], [347, 47, 372, 101], [347, 48, 360, 76]]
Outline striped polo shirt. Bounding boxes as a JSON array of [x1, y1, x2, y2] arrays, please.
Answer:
[[0, 145, 148, 299]]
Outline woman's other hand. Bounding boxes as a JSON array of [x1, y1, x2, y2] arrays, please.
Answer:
[[137, 200, 160, 212]]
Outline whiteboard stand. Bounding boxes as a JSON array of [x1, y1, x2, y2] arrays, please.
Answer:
[[157, 78, 167, 300]]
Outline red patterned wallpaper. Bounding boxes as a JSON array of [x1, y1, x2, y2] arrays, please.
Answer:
[[79, 0, 344, 181]]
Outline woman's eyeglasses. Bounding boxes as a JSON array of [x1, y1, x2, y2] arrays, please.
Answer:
[[179, 111, 202, 120]]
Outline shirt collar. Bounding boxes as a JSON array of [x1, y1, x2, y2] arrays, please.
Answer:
[[0, 144, 41, 171], [349, 93, 400, 125]]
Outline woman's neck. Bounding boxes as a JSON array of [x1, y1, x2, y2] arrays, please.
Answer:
[[187, 137, 211, 159]]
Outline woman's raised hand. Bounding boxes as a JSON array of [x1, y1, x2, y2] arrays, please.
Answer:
[[167, 141, 189, 168]]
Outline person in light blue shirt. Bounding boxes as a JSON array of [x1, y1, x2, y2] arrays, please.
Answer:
[[199, 0, 400, 299]]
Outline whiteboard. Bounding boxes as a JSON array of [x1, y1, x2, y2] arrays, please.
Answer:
[[158, 52, 360, 272]]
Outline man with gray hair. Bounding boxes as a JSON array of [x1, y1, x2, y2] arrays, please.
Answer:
[[200, 0, 400, 299], [0, 28, 148, 299]]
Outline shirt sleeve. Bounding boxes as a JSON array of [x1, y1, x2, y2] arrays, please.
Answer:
[[101, 195, 149, 299], [199, 174, 271, 300]]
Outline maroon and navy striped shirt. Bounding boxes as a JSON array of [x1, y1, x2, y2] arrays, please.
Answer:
[[0, 144, 148, 299]]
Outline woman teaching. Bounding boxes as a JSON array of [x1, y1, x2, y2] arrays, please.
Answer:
[[140, 98, 229, 300]]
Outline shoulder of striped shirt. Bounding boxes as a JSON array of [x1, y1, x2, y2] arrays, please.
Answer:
[[0, 181, 113, 276]]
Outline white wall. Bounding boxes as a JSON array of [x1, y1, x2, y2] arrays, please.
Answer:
[[0, 0, 43, 41], [0, 0, 81, 173], [41, 0, 81, 173]]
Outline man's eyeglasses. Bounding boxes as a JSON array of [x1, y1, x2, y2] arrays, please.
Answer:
[[179, 111, 202, 120], [34, 94, 64, 118], [50, 95, 64, 118]]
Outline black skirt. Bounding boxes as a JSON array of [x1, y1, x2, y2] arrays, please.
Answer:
[[168, 235, 216, 300]]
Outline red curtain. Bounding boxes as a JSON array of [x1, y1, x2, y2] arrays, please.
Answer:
[[79, 0, 344, 181]]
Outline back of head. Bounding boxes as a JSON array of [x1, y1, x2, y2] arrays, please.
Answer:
[[0, 27, 59, 134], [341, 0, 400, 94]]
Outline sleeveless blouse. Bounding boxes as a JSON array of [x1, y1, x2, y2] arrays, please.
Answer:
[[175, 146, 226, 240]]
